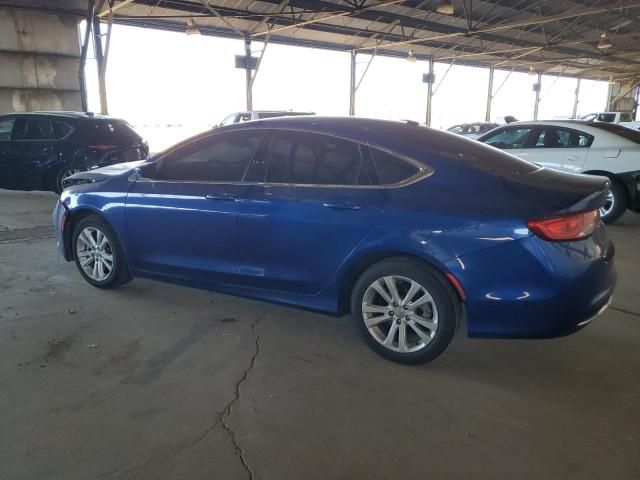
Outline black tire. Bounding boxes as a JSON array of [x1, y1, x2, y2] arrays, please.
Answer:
[[50, 165, 83, 194], [350, 257, 459, 365], [71, 215, 131, 289], [600, 177, 628, 224]]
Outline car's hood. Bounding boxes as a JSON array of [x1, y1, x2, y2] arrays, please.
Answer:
[[63, 160, 145, 187]]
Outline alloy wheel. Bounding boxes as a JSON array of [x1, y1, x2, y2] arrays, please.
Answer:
[[599, 191, 615, 218], [76, 226, 114, 282], [361, 275, 439, 353]]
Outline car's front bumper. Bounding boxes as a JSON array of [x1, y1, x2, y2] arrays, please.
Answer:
[[444, 223, 616, 338], [52, 198, 71, 261]]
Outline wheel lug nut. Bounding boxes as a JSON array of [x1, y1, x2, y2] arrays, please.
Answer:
[[389, 311, 394, 316], [396, 319, 401, 325], [393, 302, 398, 307], [403, 305, 408, 310]]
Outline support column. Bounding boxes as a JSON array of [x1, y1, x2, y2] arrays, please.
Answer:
[[485, 67, 494, 122], [349, 51, 356, 116], [93, 18, 108, 114], [79, 2, 95, 112], [244, 37, 253, 111], [533, 71, 542, 120], [572, 77, 581, 119], [426, 57, 434, 126]]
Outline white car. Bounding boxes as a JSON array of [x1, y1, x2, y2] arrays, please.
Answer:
[[477, 120, 640, 223], [580, 112, 634, 123]]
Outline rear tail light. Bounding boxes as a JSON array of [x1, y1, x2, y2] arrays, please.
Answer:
[[527, 209, 600, 241]]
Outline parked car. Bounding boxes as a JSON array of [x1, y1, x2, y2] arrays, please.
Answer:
[[478, 120, 640, 223], [219, 110, 315, 126], [580, 111, 634, 123], [0, 111, 148, 193], [54, 117, 615, 364], [620, 121, 640, 130], [447, 122, 499, 139]]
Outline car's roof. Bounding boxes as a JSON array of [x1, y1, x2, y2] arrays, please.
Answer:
[[1, 111, 121, 121]]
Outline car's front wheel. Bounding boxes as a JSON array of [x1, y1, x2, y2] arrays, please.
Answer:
[[71, 215, 130, 289], [599, 177, 627, 224], [350, 258, 459, 364]]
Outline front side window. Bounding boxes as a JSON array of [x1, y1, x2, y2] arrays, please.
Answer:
[[482, 127, 532, 150], [155, 131, 263, 182], [534, 128, 592, 148], [0, 118, 14, 141], [370, 148, 421, 186], [262, 131, 364, 186], [11, 118, 53, 141]]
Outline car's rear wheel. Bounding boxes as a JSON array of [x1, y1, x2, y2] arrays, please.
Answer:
[[350, 258, 458, 364], [71, 215, 130, 289], [599, 178, 627, 224]]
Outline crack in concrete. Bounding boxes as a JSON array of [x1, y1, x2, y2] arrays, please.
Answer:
[[610, 305, 640, 317], [220, 306, 275, 480]]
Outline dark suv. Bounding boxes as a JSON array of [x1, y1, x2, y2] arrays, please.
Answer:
[[0, 111, 148, 193]]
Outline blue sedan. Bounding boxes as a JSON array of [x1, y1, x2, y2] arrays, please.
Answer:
[[53, 117, 616, 364]]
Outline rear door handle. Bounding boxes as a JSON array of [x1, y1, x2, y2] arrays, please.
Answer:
[[205, 193, 237, 201], [323, 202, 362, 211]]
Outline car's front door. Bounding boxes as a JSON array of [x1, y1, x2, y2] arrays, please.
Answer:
[[236, 130, 383, 295], [481, 126, 534, 159], [9, 117, 58, 189], [517, 126, 592, 174], [0, 117, 14, 187], [125, 130, 264, 284]]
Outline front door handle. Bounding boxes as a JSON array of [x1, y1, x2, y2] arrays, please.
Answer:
[[323, 202, 362, 211], [205, 193, 237, 201]]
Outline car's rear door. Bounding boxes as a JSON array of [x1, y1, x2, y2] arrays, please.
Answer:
[[517, 126, 592, 173], [236, 130, 382, 294], [0, 116, 14, 187], [125, 130, 263, 284], [9, 117, 57, 189]]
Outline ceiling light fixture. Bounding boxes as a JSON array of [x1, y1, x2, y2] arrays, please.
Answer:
[[436, 0, 454, 15], [608, 76, 616, 85], [406, 49, 417, 63], [528, 65, 536, 76], [185, 19, 201, 36], [597, 32, 613, 50]]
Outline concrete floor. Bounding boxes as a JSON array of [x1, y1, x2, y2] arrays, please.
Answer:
[[1, 189, 639, 480]]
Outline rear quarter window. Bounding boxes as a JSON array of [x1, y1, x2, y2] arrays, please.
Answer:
[[370, 148, 422, 185], [89, 120, 141, 145]]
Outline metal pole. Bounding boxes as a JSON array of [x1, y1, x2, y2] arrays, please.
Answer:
[[605, 83, 613, 111], [485, 67, 494, 122], [93, 18, 108, 114], [533, 71, 542, 120], [426, 57, 434, 126], [572, 77, 581, 118], [244, 37, 253, 111], [349, 51, 356, 116], [78, 2, 95, 112]]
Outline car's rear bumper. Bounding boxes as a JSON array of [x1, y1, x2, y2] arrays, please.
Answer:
[[444, 223, 616, 338]]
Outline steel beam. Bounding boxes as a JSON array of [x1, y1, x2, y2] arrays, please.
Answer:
[[485, 66, 494, 122], [245, 37, 253, 110], [349, 51, 356, 116], [572, 78, 581, 119], [533, 71, 542, 120], [426, 57, 434, 126], [79, 2, 95, 112]]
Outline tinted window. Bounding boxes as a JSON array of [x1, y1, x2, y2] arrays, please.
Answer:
[[482, 127, 532, 149], [52, 121, 72, 139], [596, 113, 616, 122], [590, 122, 640, 145], [534, 128, 592, 148], [0, 118, 13, 140], [370, 148, 420, 185], [620, 113, 632, 122], [220, 114, 238, 126], [156, 131, 262, 182], [11, 118, 53, 140], [263, 131, 363, 186], [90, 120, 140, 145]]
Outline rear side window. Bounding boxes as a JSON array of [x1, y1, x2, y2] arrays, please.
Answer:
[[262, 131, 364, 186], [0, 118, 13, 140], [89, 120, 140, 145], [596, 113, 616, 122], [620, 113, 632, 122], [155, 130, 262, 182], [370, 149, 421, 185], [533, 128, 593, 148], [482, 127, 532, 149], [52, 121, 72, 139], [11, 118, 53, 140]]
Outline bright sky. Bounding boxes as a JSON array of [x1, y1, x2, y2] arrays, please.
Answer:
[[83, 24, 611, 151]]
